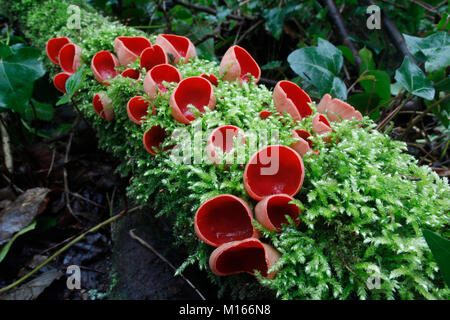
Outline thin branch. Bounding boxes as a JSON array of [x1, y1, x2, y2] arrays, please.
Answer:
[[129, 229, 206, 300], [325, 0, 362, 68], [401, 93, 450, 140], [0, 208, 128, 295]]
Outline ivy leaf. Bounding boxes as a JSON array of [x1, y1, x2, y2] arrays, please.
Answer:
[[359, 47, 376, 73], [263, 7, 286, 40], [360, 70, 391, 101], [404, 31, 450, 72], [0, 45, 45, 113], [394, 56, 435, 100], [423, 230, 450, 287], [288, 38, 347, 100]]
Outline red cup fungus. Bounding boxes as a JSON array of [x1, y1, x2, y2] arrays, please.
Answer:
[[155, 34, 197, 64], [255, 194, 300, 232], [53, 72, 71, 94], [140, 44, 167, 71], [244, 145, 304, 201], [127, 96, 156, 125], [194, 194, 258, 247], [200, 73, 219, 86], [93, 93, 114, 121], [91, 50, 120, 85], [209, 238, 281, 279], [143, 125, 168, 155], [219, 45, 261, 84], [170, 76, 216, 124], [113, 36, 151, 66], [317, 93, 362, 122], [59, 43, 81, 74], [143, 64, 182, 100], [273, 80, 312, 121], [259, 110, 272, 120], [206, 125, 245, 165], [46, 37, 71, 65], [121, 68, 141, 80], [290, 129, 314, 157]]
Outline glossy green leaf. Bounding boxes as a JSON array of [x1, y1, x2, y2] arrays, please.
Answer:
[[288, 38, 347, 100], [338, 45, 355, 66], [0, 45, 46, 112], [65, 65, 86, 97], [359, 47, 375, 73], [404, 32, 450, 72], [360, 70, 391, 101], [394, 57, 435, 100], [423, 230, 450, 287]]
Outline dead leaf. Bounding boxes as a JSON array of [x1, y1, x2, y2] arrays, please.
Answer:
[[0, 188, 50, 245], [2, 269, 63, 300]]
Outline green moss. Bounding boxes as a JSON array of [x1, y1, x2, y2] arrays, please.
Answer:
[[4, 0, 449, 300]]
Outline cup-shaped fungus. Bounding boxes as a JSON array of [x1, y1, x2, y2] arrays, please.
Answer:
[[244, 145, 304, 201], [140, 45, 167, 71], [53, 72, 71, 94], [219, 45, 261, 84], [91, 51, 120, 85], [312, 114, 332, 135], [114, 36, 151, 66], [127, 96, 156, 125], [59, 43, 81, 74], [317, 93, 362, 122], [92, 93, 114, 121], [200, 73, 218, 87], [290, 129, 314, 157], [170, 76, 216, 124], [46, 37, 71, 65], [255, 194, 300, 232], [195, 194, 258, 247], [143, 125, 168, 156], [143, 64, 182, 100], [121, 68, 141, 80], [206, 125, 245, 165], [209, 238, 281, 279], [259, 110, 272, 120], [273, 80, 312, 121], [155, 34, 196, 64]]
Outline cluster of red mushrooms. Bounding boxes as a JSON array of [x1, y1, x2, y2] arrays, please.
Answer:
[[46, 33, 363, 280]]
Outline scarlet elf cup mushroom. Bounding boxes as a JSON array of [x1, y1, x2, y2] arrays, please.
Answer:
[[194, 194, 258, 247], [243, 145, 305, 201], [219, 45, 261, 84], [209, 238, 281, 279], [113, 36, 151, 66], [143, 64, 182, 100], [91, 50, 120, 85], [170, 76, 216, 124]]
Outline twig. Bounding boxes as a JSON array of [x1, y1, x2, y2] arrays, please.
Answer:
[[418, 138, 449, 165], [235, 19, 264, 45], [325, 0, 362, 68], [129, 229, 206, 300], [0, 113, 13, 174], [410, 0, 442, 18], [63, 132, 80, 223], [401, 93, 450, 140], [376, 94, 412, 131], [0, 208, 128, 295]]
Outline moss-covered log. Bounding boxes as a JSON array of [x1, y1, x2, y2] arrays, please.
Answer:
[[2, 0, 449, 299]]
